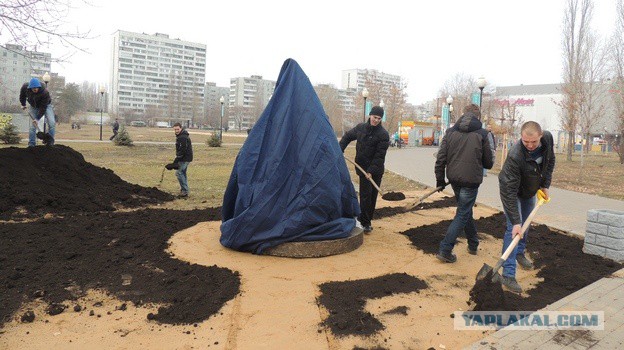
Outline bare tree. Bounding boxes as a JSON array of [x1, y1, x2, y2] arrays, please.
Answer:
[[0, 0, 91, 55], [610, 0, 624, 164], [229, 105, 246, 131], [438, 73, 477, 123], [315, 84, 344, 136], [561, 0, 594, 161]]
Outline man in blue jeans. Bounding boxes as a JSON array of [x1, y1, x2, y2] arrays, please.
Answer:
[[498, 121, 555, 293], [19, 78, 55, 146], [167, 122, 193, 198], [434, 104, 494, 263]]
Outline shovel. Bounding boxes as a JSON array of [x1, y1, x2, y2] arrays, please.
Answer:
[[26, 110, 53, 145], [476, 189, 551, 282], [157, 166, 166, 187], [403, 181, 449, 211], [344, 157, 405, 201]]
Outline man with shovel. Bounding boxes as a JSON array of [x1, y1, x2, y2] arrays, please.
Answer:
[[497, 121, 555, 293], [340, 105, 389, 233], [19, 78, 55, 146], [435, 104, 493, 263]]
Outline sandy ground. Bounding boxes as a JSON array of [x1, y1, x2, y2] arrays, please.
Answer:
[[0, 190, 543, 350]]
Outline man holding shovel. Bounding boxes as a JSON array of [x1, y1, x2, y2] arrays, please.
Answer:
[[19, 78, 55, 147], [340, 106, 389, 233], [497, 121, 555, 293], [435, 104, 493, 263]]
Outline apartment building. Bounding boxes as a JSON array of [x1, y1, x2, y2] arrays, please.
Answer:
[[0, 44, 52, 108], [228, 75, 275, 130], [341, 68, 402, 93], [110, 30, 206, 121], [204, 82, 229, 128]]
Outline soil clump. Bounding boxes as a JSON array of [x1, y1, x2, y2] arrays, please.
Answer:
[[318, 273, 428, 336], [374, 196, 455, 219], [402, 212, 623, 311], [0, 145, 174, 220]]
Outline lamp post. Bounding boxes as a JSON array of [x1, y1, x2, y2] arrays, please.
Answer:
[[445, 95, 453, 132], [219, 96, 225, 142], [99, 86, 106, 141], [362, 87, 369, 122], [42, 72, 50, 87], [477, 77, 486, 109]]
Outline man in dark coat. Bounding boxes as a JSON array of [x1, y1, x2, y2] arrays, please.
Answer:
[[434, 104, 494, 263], [19, 78, 56, 146], [110, 119, 120, 140], [166, 122, 193, 198], [340, 105, 390, 232], [497, 121, 555, 293]]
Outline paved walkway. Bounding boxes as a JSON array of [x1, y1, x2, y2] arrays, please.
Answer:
[[385, 147, 623, 237], [385, 146, 624, 349]]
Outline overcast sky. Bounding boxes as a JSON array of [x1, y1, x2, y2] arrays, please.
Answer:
[[43, 0, 617, 104]]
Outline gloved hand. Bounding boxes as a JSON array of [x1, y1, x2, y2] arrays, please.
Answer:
[[436, 180, 447, 192], [165, 163, 179, 170]]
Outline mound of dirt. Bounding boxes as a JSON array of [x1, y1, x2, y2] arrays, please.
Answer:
[[402, 212, 623, 311], [0, 145, 174, 220], [0, 207, 240, 327], [374, 196, 455, 220], [318, 273, 428, 336]]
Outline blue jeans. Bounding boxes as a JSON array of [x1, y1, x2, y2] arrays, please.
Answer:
[[175, 161, 190, 194], [502, 196, 536, 278], [28, 105, 56, 146], [439, 185, 479, 255]]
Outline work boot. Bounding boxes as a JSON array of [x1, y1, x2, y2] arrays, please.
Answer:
[[363, 226, 373, 234], [436, 252, 457, 263], [501, 276, 522, 293], [516, 254, 534, 270], [176, 192, 189, 199], [467, 246, 478, 255]]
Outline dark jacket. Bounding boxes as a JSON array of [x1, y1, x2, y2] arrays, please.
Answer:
[[174, 129, 193, 163], [339, 120, 390, 177], [112, 121, 119, 132], [499, 131, 555, 225], [19, 83, 51, 118], [435, 113, 494, 188]]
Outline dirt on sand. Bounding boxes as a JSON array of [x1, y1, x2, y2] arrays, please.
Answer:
[[0, 145, 174, 220]]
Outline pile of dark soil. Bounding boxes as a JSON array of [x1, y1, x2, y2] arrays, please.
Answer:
[[468, 270, 506, 311], [402, 212, 623, 311], [0, 146, 174, 220], [381, 191, 406, 201], [374, 196, 455, 220], [317, 273, 428, 336], [0, 205, 241, 327]]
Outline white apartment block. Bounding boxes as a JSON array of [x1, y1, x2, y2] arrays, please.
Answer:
[[110, 31, 206, 119], [0, 44, 52, 107], [341, 68, 403, 93], [204, 82, 229, 127], [228, 75, 275, 130]]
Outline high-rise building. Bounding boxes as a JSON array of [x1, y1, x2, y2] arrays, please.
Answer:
[[204, 82, 229, 128], [341, 68, 402, 93], [228, 75, 275, 130], [110, 30, 206, 122], [0, 44, 52, 108]]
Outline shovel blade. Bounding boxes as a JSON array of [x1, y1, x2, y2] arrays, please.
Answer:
[[476, 263, 494, 281]]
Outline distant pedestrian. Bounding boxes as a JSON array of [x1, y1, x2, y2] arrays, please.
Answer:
[[165, 122, 193, 198], [340, 105, 390, 233], [110, 119, 120, 141], [497, 121, 555, 293], [434, 104, 494, 263], [19, 78, 56, 146], [483, 124, 496, 176]]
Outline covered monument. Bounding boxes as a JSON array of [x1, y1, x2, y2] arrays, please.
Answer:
[[220, 58, 360, 254]]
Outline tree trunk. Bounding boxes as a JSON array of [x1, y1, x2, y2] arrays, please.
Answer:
[[567, 130, 574, 161]]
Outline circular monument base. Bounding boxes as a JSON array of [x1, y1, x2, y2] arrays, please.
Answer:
[[263, 227, 364, 258]]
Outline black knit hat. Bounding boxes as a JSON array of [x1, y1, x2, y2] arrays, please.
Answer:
[[369, 106, 384, 117]]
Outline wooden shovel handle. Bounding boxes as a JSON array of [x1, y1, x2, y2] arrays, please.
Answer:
[[500, 198, 545, 261], [345, 157, 383, 194]]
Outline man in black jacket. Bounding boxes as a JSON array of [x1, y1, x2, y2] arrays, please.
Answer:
[[166, 122, 193, 198], [340, 106, 390, 232], [435, 104, 494, 263], [497, 121, 555, 293], [19, 78, 56, 146], [110, 119, 120, 141]]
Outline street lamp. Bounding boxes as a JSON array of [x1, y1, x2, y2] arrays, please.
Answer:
[[477, 77, 486, 109], [446, 95, 453, 131], [99, 86, 106, 141], [219, 96, 225, 142], [362, 87, 369, 122], [42, 72, 50, 87]]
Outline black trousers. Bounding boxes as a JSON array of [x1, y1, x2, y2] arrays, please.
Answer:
[[110, 130, 118, 140], [358, 173, 383, 227]]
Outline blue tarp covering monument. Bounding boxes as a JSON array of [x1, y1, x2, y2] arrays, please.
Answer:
[[220, 58, 360, 254]]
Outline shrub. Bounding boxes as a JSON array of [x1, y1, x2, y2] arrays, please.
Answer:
[[206, 132, 222, 147], [0, 123, 21, 144], [113, 125, 134, 146]]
